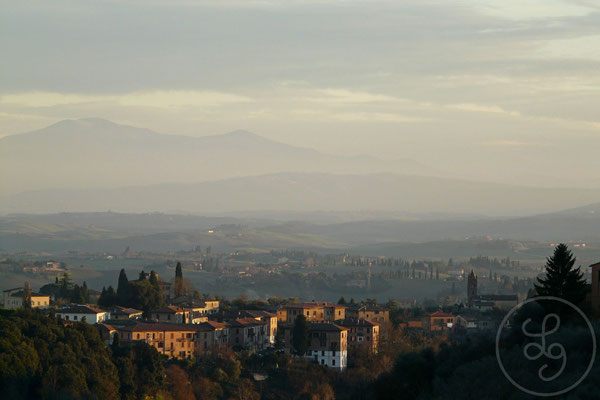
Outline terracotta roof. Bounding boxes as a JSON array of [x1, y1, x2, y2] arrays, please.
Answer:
[[152, 306, 185, 314], [196, 321, 227, 331], [228, 318, 267, 328], [309, 323, 347, 332], [112, 306, 143, 315], [345, 303, 388, 312], [335, 318, 380, 327], [427, 310, 454, 318], [241, 310, 276, 318], [118, 322, 199, 332], [97, 323, 117, 332], [589, 262, 600, 268], [285, 302, 343, 309]]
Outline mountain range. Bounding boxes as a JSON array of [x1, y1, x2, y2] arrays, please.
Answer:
[[1, 118, 599, 216], [0, 118, 431, 195]]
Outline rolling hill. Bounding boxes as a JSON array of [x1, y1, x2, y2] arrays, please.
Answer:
[[2, 172, 599, 216]]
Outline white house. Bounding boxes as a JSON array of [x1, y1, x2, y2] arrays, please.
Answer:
[[56, 305, 109, 324]]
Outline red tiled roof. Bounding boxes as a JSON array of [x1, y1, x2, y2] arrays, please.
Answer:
[[118, 322, 199, 332], [427, 311, 454, 318], [228, 318, 266, 327]]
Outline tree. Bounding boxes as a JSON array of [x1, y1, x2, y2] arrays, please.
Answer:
[[165, 365, 195, 400], [174, 262, 185, 297], [23, 281, 32, 309], [111, 332, 121, 353], [337, 296, 347, 305], [117, 269, 130, 304], [292, 315, 310, 356], [534, 243, 588, 306], [274, 328, 285, 350]]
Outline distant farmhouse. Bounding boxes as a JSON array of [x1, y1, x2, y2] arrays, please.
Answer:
[[2, 287, 50, 310]]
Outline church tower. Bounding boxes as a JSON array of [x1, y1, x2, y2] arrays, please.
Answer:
[[467, 269, 477, 307]]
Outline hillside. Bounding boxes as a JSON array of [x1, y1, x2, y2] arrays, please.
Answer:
[[2, 172, 599, 216]]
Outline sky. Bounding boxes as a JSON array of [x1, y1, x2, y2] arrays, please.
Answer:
[[1, 0, 600, 187]]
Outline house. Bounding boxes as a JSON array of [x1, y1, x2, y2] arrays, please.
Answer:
[[117, 322, 198, 359], [471, 295, 518, 311], [195, 321, 229, 353], [110, 306, 143, 320], [423, 311, 455, 331], [2, 288, 50, 310], [151, 306, 191, 324], [454, 315, 477, 330], [97, 323, 118, 345], [345, 304, 389, 325], [227, 318, 269, 350], [455, 314, 500, 332], [239, 310, 278, 345], [336, 318, 379, 351], [405, 319, 423, 329], [277, 302, 345, 323], [57, 305, 110, 324], [170, 296, 220, 315], [280, 323, 348, 370]]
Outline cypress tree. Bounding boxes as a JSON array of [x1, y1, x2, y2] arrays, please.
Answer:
[[174, 262, 184, 297], [292, 315, 310, 356], [117, 269, 130, 304]]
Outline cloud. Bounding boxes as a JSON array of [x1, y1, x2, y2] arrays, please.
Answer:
[[446, 103, 520, 116], [1, 90, 253, 109], [483, 139, 530, 147]]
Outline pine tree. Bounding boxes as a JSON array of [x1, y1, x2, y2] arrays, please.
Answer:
[[534, 243, 588, 305]]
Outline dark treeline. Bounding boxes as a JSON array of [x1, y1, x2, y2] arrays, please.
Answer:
[[97, 268, 164, 317]]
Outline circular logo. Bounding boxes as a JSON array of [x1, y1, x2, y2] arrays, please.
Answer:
[[495, 296, 596, 397]]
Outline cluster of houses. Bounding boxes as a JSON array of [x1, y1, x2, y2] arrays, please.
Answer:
[[17, 296, 389, 370]]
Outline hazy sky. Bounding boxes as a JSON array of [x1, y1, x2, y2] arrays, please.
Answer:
[[1, 0, 600, 186]]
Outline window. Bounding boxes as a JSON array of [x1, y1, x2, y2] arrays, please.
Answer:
[[321, 359, 325, 365], [74, 315, 78, 320], [137, 333, 140, 339], [65, 315, 69, 320], [332, 359, 336, 366], [171, 333, 174, 339], [322, 350, 325, 356]]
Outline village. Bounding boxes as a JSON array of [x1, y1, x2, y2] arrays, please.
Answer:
[[3, 258, 561, 372]]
